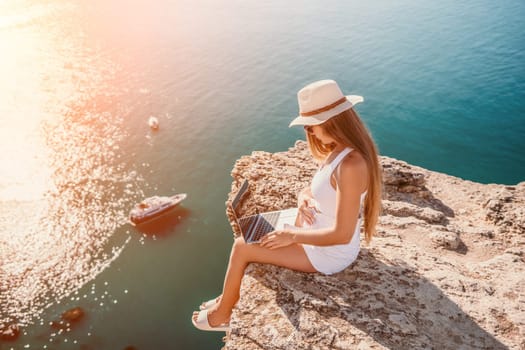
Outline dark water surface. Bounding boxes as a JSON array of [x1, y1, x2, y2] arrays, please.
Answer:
[[0, 0, 524, 348]]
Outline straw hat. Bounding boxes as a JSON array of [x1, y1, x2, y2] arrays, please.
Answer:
[[289, 80, 363, 127]]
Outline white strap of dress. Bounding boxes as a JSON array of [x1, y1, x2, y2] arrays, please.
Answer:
[[329, 147, 353, 170]]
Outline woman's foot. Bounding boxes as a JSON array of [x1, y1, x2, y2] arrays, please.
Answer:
[[199, 295, 222, 310], [192, 302, 231, 329]]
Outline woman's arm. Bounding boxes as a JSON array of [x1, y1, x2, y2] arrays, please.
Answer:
[[261, 154, 368, 249]]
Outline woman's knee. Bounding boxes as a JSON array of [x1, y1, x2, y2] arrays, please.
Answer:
[[231, 236, 249, 260]]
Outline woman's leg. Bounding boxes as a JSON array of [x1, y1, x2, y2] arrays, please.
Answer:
[[193, 236, 316, 327]]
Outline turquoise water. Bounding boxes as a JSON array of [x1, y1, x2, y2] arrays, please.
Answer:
[[0, 0, 523, 349]]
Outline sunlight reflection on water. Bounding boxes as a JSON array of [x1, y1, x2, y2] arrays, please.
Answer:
[[0, 0, 144, 329]]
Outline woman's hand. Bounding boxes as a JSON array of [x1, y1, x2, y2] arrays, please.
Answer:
[[296, 187, 318, 226], [260, 227, 295, 250], [297, 200, 317, 226]]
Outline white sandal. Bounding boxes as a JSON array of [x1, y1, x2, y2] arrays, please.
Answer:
[[192, 309, 229, 332], [199, 297, 220, 311]]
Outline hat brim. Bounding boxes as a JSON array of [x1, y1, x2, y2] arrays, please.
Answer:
[[289, 95, 364, 127]]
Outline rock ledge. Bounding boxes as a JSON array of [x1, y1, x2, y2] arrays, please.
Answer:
[[224, 141, 524, 350]]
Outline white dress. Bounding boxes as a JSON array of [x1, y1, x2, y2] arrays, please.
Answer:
[[302, 147, 366, 275]]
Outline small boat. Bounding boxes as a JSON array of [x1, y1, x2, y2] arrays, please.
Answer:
[[148, 116, 159, 130], [129, 193, 187, 226]]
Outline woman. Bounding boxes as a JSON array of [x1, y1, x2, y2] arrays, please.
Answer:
[[192, 79, 382, 331]]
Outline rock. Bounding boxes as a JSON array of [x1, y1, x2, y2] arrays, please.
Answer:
[[382, 200, 447, 224], [61, 306, 85, 323], [50, 306, 86, 330], [223, 141, 524, 350], [388, 313, 417, 335], [483, 186, 525, 237], [430, 230, 460, 250], [504, 247, 524, 257], [480, 229, 495, 238], [381, 158, 426, 188], [0, 324, 20, 341]]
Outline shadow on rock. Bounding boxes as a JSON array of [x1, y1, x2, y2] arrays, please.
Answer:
[[393, 190, 454, 219], [246, 249, 506, 350]]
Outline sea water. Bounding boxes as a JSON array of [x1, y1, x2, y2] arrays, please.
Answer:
[[0, 0, 523, 348]]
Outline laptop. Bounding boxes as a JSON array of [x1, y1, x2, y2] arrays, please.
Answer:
[[229, 180, 297, 244]]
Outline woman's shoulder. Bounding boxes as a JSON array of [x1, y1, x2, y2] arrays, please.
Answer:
[[338, 151, 368, 188], [341, 150, 367, 173]]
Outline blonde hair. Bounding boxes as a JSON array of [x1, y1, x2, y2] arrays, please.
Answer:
[[305, 108, 382, 243]]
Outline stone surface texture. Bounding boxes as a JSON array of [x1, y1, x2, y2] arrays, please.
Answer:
[[223, 141, 524, 350]]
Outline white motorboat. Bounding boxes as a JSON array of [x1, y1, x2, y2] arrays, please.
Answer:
[[129, 193, 187, 225]]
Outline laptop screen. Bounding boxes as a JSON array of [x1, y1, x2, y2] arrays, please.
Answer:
[[231, 179, 249, 216]]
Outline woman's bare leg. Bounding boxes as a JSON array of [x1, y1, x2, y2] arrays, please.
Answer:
[[193, 237, 316, 327]]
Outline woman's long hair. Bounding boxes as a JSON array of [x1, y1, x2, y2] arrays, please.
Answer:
[[305, 108, 382, 243]]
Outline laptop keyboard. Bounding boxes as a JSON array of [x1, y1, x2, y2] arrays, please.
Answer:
[[240, 211, 281, 243]]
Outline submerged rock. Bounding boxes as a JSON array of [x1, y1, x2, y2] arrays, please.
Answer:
[[0, 324, 20, 341], [62, 306, 85, 323], [51, 306, 86, 330], [223, 141, 525, 350]]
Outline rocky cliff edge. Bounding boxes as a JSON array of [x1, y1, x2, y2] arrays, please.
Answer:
[[223, 141, 524, 350]]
